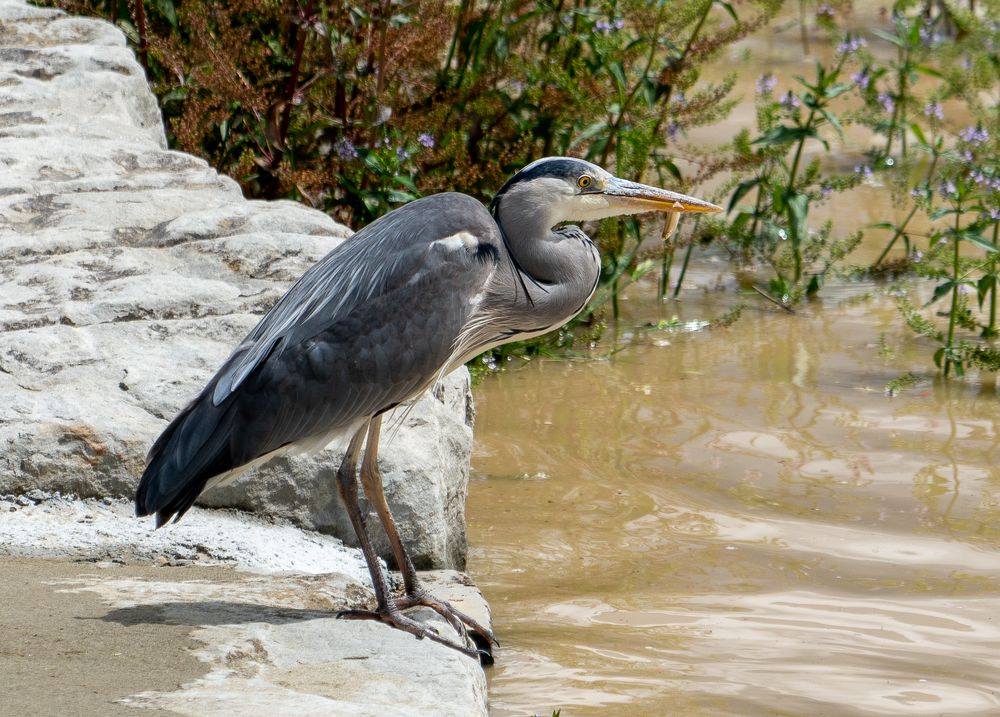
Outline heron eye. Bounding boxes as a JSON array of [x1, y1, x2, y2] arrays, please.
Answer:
[[578, 175, 593, 190]]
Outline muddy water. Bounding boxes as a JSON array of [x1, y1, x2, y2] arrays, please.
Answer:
[[468, 278, 1000, 716], [467, 7, 1000, 714]]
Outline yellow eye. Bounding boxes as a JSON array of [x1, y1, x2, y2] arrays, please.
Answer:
[[578, 175, 593, 189]]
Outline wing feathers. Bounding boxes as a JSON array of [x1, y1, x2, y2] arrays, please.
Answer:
[[136, 192, 502, 526]]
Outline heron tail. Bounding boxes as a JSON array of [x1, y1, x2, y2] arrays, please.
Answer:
[[134, 392, 237, 527]]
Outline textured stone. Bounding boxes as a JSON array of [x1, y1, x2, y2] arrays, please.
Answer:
[[0, 494, 491, 717], [0, 0, 474, 569]]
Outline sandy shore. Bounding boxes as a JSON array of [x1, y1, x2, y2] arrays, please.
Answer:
[[0, 557, 237, 717]]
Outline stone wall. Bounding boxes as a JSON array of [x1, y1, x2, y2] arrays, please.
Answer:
[[0, 0, 475, 569]]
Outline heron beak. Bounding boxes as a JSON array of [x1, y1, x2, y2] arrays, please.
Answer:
[[602, 177, 722, 214]]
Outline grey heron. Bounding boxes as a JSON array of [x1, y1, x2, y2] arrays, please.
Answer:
[[134, 156, 721, 660]]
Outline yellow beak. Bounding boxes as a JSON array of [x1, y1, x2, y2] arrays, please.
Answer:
[[602, 177, 722, 214]]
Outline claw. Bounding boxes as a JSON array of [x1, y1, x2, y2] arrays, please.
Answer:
[[396, 590, 498, 648], [337, 606, 482, 661]]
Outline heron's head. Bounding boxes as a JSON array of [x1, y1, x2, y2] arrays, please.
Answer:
[[489, 156, 721, 228]]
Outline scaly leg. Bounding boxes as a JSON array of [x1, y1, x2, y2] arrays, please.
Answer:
[[357, 415, 497, 656], [336, 420, 481, 660]]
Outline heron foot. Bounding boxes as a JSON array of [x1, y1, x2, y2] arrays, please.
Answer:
[[337, 605, 487, 662], [395, 590, 498, 657]]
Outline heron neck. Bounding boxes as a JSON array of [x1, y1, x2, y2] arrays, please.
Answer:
[[495, 204, 600, 324]]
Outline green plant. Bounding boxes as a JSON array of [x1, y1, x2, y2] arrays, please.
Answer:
[[720, 42, 864, 305]]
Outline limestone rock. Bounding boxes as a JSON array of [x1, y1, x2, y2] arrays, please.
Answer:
[[0, 0, 474, 569], [0, 494, 491, 717]]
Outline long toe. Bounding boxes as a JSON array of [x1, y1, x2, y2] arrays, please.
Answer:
[[337, 606, 483, 661], [396, 590, 498, 660]]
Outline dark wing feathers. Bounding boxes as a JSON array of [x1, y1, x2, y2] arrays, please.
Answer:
[[136, 193, 501, 525]]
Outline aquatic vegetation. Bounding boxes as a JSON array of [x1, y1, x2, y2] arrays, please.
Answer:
[[38, 0, 1000, 380]]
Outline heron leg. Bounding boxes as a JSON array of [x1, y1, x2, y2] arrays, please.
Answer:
[[336, 420, 482, 660], [358, 415, 498, 654]]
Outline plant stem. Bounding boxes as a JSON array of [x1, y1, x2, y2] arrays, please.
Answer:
[[945, 203, 962, 377], [130, 0, 148, 73], [659, 242, 674, 299], [873, 148, 939, 267], [989, 221, 999, 337], [873, 204, 918, 267], [786, 108, 816, 282], [672, 240, 695, 299]]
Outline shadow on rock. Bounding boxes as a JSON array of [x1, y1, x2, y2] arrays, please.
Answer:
[[97, 600, 355, 628]]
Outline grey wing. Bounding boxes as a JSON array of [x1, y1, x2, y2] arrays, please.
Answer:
[[136, 192, 502, 524], [212, 192, 501, 463]]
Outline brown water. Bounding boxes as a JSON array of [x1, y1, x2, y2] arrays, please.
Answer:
[[469, 275, 1000, 716], [467, 9, 1000, 716]]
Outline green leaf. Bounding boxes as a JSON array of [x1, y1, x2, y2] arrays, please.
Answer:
[[392, 174, 419, 192], [714, 0, 740, 23], [823, 83, 852, 100], [631, 259, 655, 280], [869, 222, 896, 230], [929, 207, 955, 220], [387, 189, 417, 203], [928, 280, 955, 306], [752, 125, 816, 147], [933, 346, 945, 367], [909, 122, 928, 146], [961, 230, 999, 253], [161, 87, 188, 104], [915, 64, 943, 79], [769, 276, 791, 298], [977, 274, 996, 309], [872, 28, 904, 47], [819, 109, 843, 139], [785, 190, 809, 247], [153, 0, 178, 28], [728, 177, 761, 214], [570, 120, 610, 150], [606, 61, 627, 98]]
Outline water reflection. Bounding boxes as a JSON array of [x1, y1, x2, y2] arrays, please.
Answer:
[[468, 282, 1000, 716]]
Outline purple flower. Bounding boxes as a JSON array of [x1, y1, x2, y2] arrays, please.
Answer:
[[756, 73, 777, 94], [821, 185, 833, 196], [851, 70, 870, 90], [963, 150, 974, 163], [919, 24, 942, 45], [910, 250, 923, 263], [334, 138, 358, 160], [940, 179, 958, 197], [780, 91, 800, 110], [595, 18, 623, 33], [910, 188, 922, 198], [396, 147, 410, 161], [674, 93, 686, 105], [878, 93, 894, 113], [960, 126, 989, 145], [417, 133, 435, 148], [990, 208, 1000, 221], [854, 164, 873, 178], [666, 121, 680, 139], [817, 3, 834, 18], [837, 35, 867, 55], [924, 102, 943, 121]]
